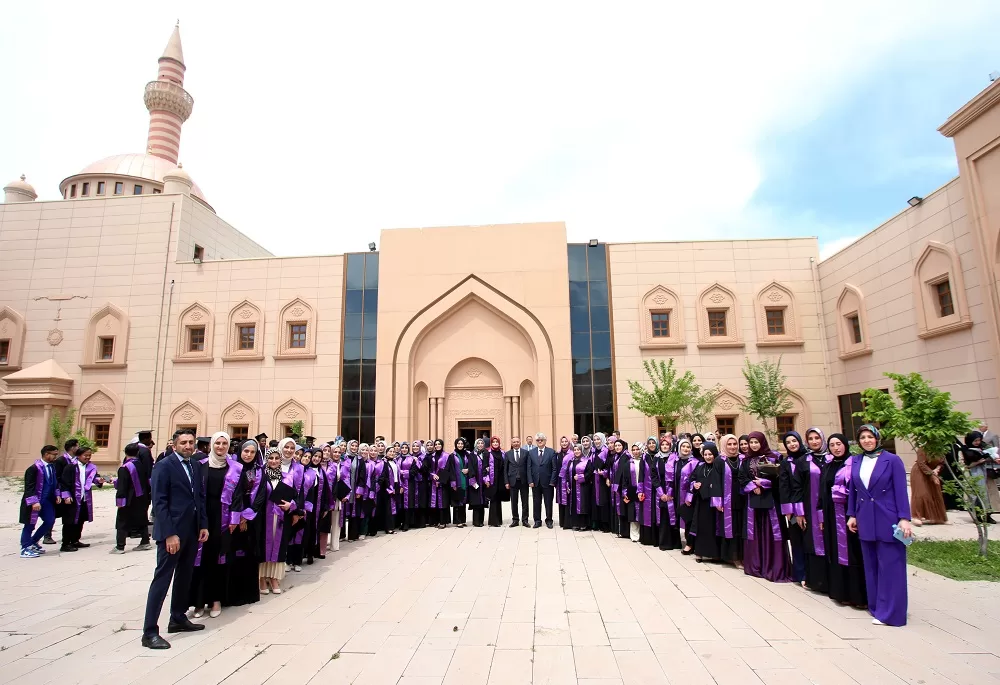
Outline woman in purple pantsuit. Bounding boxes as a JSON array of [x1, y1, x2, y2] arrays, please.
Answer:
[[847, 425, 912, 626], [738, 431, 791, 582], [566, 444, 594, 531]]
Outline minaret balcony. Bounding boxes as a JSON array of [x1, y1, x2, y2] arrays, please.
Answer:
[[144, 80, 194, 121]]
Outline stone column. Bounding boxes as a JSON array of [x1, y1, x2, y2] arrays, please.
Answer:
[[504, 396, 512, 442], [428, 397, 437, 438], [436, 398, 445, 439], [512, 395, 521, 439]]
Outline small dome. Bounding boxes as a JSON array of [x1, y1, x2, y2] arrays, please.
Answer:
[[163, 162, 193, 184], [62, 152, 208, 202], [4, 174, 36, 195]]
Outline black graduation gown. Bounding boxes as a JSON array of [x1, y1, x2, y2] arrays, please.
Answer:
[[302, 466, 322, 559], [189, 465, 228, 608], [656, 454, 684, 551], [566, 456, 595, 528], [227, 465, 266, 606], [614, 455, 661, 544], [820, 457, 867, 606], [591, 449, 613, 530], [724, 456, 745, 563], [777, 456, 801, 574], [556, 451, 573, 529], [467, 451, 486, 507], [691, 461, 723, 559], [485, 449, 505, 526], [114, 460, 149, 533], [793, 454, 829, 593]]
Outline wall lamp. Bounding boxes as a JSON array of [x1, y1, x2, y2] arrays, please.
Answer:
[[907, 196, 923, 207], [368, 242, 377, 251], [588, 238, 599, 247]]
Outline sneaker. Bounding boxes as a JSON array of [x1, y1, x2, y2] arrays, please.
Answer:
[[20, 547, 39, 559], [110, 547, 126, 554], [30, 544, 46, 555], [293, 565, 302, 572], [134, 543, 152, 552]]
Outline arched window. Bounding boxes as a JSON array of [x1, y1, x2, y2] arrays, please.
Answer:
[[639, 286, 685, 349], [274, 398, 310, 438], [78, 386, 120, 454], [221, 399, 257, 443], [913, 241, 973, 339], [174, 302, 214, 363], [0, 306, 27, 371], [225, 300, 264, 361], [754, 282, 804, 347], [81, 303, 129, 369], [696, 283, 743, 348], [169, 399, 206, 435], [836, 284, 872, 359], [275, 298, 317, 359]]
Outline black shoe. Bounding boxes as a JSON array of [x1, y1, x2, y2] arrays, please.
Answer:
[[306, 558, 314, 565], [317, 555, 326, 559], [42, 536, 56, 545], [546, 521, 553, 529], [74, 542, 91, 548], [167, 618, 206, 633], [522, 521, 530, 527], [533, 522, 542, 529], [60, 545, 78, 552], [509, 521, 519, 528], [141, 634, 170, 649]]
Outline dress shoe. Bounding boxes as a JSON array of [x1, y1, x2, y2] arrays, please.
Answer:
[[546, 521, 554, 529], [74, 541, 91, 548], [522, 520, 530, 527], [509, 521, 519, 528], [42, 536, 56, 545], [167, 618, 206, 633], [141, 634, 171, 649], [59, 545, 78, 553], [532, 522, 542, 529]]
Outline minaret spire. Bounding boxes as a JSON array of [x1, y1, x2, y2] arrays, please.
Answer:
[[143, 23, 193, 164]]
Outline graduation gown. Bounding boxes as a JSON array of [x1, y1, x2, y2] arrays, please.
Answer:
[[566, 456, 594, 527], [227, 464, 266, 606], [614, 455, 661, 545], [59, 461, 100, 527], [793, 453, 830, 592], [467, 451, 486, 507], [591, 447, 613, 529], [821, 456, 867, 606], [656, 453, 684, 550], [114, 458, 148, 533], [556, 451, 573, 529], [485, 449, 505, 526], [724, 456, 746, 563], [738, 455, 791, 582], [691, 460, 724, 559]]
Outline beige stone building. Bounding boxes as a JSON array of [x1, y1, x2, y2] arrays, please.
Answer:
[[2, 26, 1000, 472]]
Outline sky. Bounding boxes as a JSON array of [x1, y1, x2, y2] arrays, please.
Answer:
[[2, 1, 999, 259]]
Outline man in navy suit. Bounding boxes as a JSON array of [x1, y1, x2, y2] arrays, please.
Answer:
[[528, 433, 558, 528], [141, 428, 209, 649], [504, 436, 530, 527]]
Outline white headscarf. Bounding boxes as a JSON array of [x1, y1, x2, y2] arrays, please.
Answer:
[[277, 437, 296, 470], [209, 431, 231, 469]]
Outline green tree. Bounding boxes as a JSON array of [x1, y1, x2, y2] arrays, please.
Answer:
[[679, 385, 722, 434], [739, 357, 793, 442], [290, 420, 305, 438], [856, 372, 984, 554], [48, 408, 98, 454], [627, 359, 701, 430]]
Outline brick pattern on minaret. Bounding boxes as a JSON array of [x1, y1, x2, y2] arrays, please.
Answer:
[[143, 24, 193, 165]]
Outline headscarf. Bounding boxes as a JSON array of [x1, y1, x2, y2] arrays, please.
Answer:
[[805, 427, 828, 456], [827, 433, 850, 459], [645, 436, 658, 456], [965, 430, 983, 448], [746, 431, 773, 459], [856, 424, 883, 455], [701, 442, 719, 460], [676, 438, 693, 458], [720, 434, 740, 459], [264, 447, 282, 481], [782, 431, 807, 460], [209, 431, 231, 469], [238, 439, 260, 471], [277, 437, 296, 467]]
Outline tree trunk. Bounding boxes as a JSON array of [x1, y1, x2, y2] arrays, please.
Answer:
[[979, 523, 989, 557]]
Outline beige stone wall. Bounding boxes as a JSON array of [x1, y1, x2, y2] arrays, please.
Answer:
[[818, 178, 998, 465], [610, 237, 836, 441], [177, 198, 272, 263]]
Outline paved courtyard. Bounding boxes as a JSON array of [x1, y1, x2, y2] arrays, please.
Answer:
[[1, 483, 998, 685]]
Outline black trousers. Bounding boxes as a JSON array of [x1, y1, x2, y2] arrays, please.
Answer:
[[117, 527, 150, 548], [532, 485, 554, 524], [510, 480, 529, 522], [143, 528, 198, 637]]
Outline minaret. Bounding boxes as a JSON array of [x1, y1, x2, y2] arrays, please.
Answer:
[[143, 23, 194, 165]]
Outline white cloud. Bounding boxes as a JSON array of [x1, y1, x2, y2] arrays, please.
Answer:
[[1, 1, 997, 255]]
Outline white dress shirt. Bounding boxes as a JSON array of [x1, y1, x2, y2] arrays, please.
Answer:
[[859, 453, 878, 489], [77, 462, 87, 502]]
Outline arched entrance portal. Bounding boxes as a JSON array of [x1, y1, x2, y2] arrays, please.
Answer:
[[392, 276, 555, 444]]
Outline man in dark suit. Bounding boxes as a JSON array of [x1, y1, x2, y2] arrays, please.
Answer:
[[141, 428, 209, 649], [528, 433, 558, 528], [504, 436, 530, 527]]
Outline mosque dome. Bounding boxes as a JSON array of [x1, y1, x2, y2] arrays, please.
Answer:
[[58, 152, 213, 211], [4, 174, 37, 196]]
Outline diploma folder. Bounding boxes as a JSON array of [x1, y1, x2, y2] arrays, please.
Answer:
[[333, 479, 351, 501], [268, 481, 297, 505]]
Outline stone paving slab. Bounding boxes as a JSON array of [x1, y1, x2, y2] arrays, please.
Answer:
[[0, 484, 997, 684]]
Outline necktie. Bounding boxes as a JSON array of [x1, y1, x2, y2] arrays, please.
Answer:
[[181, 458, 193, 485]]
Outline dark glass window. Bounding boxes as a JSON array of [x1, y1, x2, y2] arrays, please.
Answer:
[[588, 281, 608, 307], [935, 280, 954, 317], [361, 361, 377, 391], [595, 413, 615, 435], [361, 337, 377, 362], [99, 337, 115, 360], [344, 313, 363, 338], [568, 245, 588, 281], [343, 338, 361, 361], [360, 417, 376, 444], [589, 306, 609, 332], [363, 289, 378, 314], [290, 324, 307, 348], [362, 315, 377, 338], [716, 416, 736, 436], [587, 245, 607, 280], [766, 308, 785, 335], [70, 184, 76, 198], [651, 312, 670, 337], [134, 185, 143, 195], [114, 182, 123, 195], [238, 325, 255, 350], [342, 390, 361, 416], [188, 326, 205, 352], [364, 253, 379, 289], [569, 281, 589, 307], [96, 181, 105, 195], [591, 358, 612, 386], [848, 315, 863, 344], [571, 332, 591, 358], [573, 385, 594, 412], [360, 390, 376, 415], [230, 425, 249, 442], [81, 182, 90, 196], [591, 332, 611, 358], [574, 413, 595, 438], [93, 424, 110, 448], [776, 415, 796, 437], [346, 255, 365, 289], [570, 306, 590, 332], [345, 290, 364, 313], [593, 385, 613, 412], [0, 339, 9, 365], [572, 358, 592, 385], [708, 310, 727, 336]]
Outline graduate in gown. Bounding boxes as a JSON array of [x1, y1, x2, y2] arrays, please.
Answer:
[[468, 439, 487, 527], [566, 444, 594, 530], [590, 433, 613, 533], [286, 451, 312, 560], [738, 431, 791, 582], [58, 447, 103, 551], [555, 436, 574, 530], [656, 437, 685, 551], [113, 443, 150, 553], [189, 432, 237, 618], [678, 440, 701, 555], [780, 432, 808, 586], [451, 438, 471, 527], [259, 446, 300, 594], [847, 425, 912, 626], [344, 440, 366, 541], [615, 442, 662, 544], [362, 445, 378, 537], [374, 447, 401, 534], [608, 439, 628, 537], [227, 439, 265, 607], [430, 440, 455, 527], [399, 443, 420, 531], [302, 450, 327, 562], [485, 437, 506, 527], [329, 447, 349, 551], [719, 434, 745, 566], [315, 445, 334, 557], [794, 428, 830, 593], [691, 443, 724, 561], [821, 433, 867, 607], [643, 437, 661, 543]]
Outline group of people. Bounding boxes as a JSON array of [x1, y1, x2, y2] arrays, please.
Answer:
[[17, 422, 913, 651]]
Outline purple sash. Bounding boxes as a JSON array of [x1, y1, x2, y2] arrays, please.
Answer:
[[713, 461, 734, 539], [263, 478, 286, 562], [808, 457, 825, 555], [116, 460, 144, 507], [745, 502, 781, 541], [663, 454, 678, 525], [571, 457, 590, 514], [830, 456, 853, 565], [680, 459, 697, 506]]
